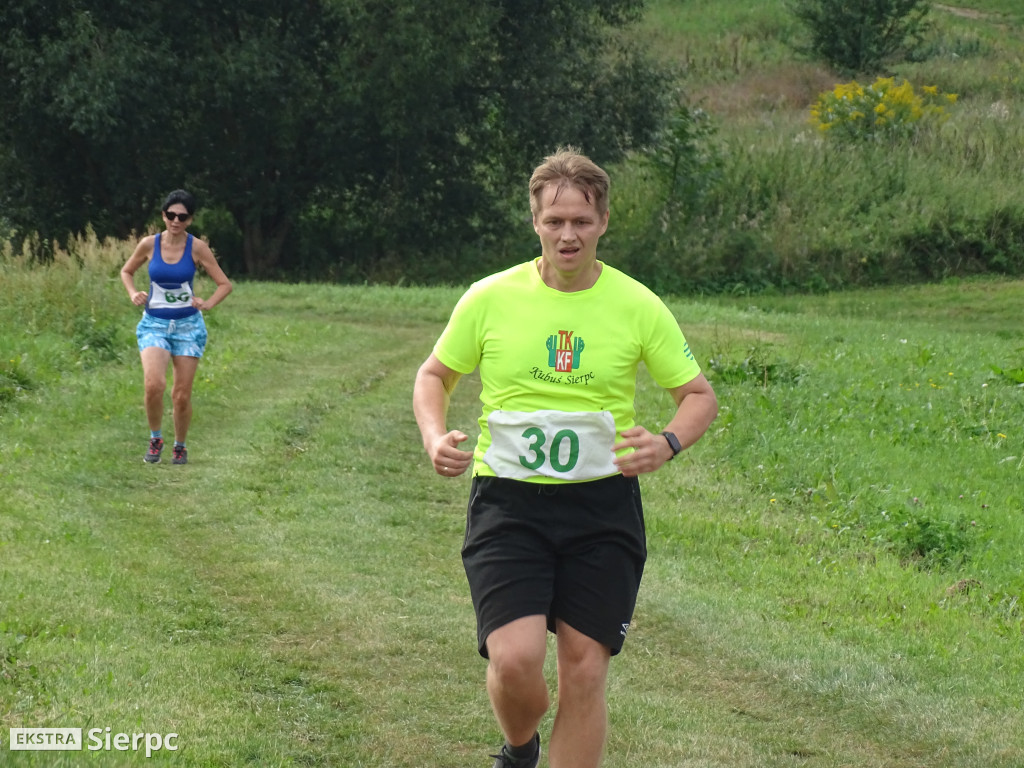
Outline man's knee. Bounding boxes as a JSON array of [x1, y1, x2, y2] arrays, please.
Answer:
[[556, 624, 611, 690], [491, 644, 544, 684], [486, 618, 547, 684]]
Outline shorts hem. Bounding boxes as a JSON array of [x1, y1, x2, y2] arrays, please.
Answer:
[[477, 613, 628, 659]]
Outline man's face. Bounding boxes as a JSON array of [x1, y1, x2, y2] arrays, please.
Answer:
[[532, 183, 609, 288]]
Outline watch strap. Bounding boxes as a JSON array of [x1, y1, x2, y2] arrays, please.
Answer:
[[661, 431, 682, 460]]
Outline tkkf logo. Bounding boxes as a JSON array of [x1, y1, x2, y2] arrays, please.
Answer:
[[546, 330, 585, 373]]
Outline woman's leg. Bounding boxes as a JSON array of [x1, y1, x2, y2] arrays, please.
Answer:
[[140, 347, 171, 432], [170, 355, 200, 445]]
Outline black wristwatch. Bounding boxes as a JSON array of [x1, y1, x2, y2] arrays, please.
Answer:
[[661, 431, 682, 460]]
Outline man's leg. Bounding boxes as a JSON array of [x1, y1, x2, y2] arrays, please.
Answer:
[[485, 615, 550, 749], [548, 619, 611, 768]]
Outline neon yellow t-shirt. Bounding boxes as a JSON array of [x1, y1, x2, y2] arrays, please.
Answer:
[[434, 259, 702, 483]]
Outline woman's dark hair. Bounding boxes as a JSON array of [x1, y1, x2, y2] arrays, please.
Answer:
[[162, 189, 197, 215]]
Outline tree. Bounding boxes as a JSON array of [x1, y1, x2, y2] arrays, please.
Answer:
[[0, 0, 367, 275], [0, 3, 185, 240], [175, 0, 373, 276], [0, 0, 670, 278], [789, 0, 931, 75]]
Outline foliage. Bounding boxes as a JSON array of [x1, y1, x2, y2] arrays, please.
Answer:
[[2, 0, 1022, 294], [897, 205, 1024, 280], [879, 507, 975, 567], [0, 0, 670, 279], [606, 103, 729, 294], [0, 358, 32, 406], [810, 77, 957, 142], [606, 100, 1024, 295], [641, 104, 724, 217], [706, 344, 806, 386], [788, 0, 932, 74], [597, 0, 1024, 296], [0, 2, 182, 240], [989, 362, 1024, 385]]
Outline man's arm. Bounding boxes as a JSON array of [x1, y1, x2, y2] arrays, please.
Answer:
[[413, 353, 474, 476], [613, 372, 718, 477]]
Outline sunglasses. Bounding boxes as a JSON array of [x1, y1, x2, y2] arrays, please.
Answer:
[[164, 211, 192, 221]]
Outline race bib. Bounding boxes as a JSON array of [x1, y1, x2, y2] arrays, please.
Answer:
[[483, 409, 618, 481], [148, 282, 194, 310]]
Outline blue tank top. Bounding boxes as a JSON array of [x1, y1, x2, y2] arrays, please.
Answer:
[[146, 233, 199, 319]]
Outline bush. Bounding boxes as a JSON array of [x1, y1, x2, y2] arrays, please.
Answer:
[[789, 0, 931, 74], [810, 77, 956, 142], [899, 207, 1024, 279]]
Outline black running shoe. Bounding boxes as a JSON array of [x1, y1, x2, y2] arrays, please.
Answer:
[[172, 445, 188, 465], [490, 734, 540, 768], [145, 437, 164, 463]]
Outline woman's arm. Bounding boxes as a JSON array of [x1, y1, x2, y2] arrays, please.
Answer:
[[191, 239, 233, 310]]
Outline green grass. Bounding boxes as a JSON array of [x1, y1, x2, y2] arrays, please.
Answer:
[[1, 248, 1022, 766]]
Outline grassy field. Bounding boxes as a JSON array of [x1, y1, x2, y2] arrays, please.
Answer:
[[1, 243, 1022, 766]]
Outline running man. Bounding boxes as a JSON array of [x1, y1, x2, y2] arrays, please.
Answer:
[[413, 148, 718, 767]]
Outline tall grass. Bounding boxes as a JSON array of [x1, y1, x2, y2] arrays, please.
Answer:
[[0, 233, 136, 398]]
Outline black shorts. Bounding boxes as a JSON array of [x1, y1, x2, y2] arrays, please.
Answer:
[[462, 474, 647, 658]]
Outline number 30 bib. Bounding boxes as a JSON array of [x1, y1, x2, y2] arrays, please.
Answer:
[[483, 409, 618, 481]]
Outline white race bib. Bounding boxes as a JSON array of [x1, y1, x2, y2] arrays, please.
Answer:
[[483, 409, 618, 481], [148, 282, 194, 310]]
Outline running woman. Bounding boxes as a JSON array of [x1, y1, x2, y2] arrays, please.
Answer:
[[120, 190, 232, 465], [413, 148, 718, 768]]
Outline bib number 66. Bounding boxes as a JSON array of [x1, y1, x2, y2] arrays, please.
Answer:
[[518, 427, 580, 473]]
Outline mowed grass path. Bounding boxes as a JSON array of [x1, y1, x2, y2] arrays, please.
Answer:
[[2, 280, 1022, 766]]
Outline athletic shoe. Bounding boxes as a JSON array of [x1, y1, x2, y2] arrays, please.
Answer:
[[490, 734, 540, 768], [144, 437, 164, 463], [172, 445, 188, 465]]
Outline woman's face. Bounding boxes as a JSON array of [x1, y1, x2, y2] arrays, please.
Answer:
[[162, 205, 192, 232]]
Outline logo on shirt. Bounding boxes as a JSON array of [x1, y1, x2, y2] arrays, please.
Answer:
[[547, 330, 584, 372]]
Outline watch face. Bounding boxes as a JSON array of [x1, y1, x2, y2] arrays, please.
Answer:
[[663, 431, 682, 455]]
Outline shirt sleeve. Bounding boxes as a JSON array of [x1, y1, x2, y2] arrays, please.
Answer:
[[642, 298, 702, 389], [433, 285, 483, 374]]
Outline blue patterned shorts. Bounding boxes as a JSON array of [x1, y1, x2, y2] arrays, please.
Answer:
[[136, 312, 208, 358]]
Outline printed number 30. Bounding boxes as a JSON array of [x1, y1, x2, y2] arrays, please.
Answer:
[[518, 427, 580, 473]]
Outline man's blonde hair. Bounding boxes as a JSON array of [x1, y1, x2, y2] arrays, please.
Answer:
[[529, 146, 610, 217]]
